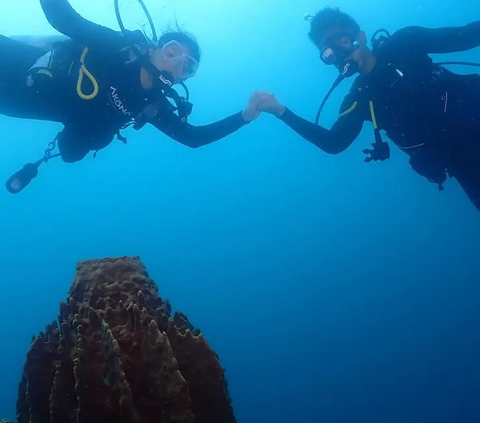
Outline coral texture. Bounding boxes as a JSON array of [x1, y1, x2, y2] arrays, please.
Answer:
[[15, 256, 236, 423]]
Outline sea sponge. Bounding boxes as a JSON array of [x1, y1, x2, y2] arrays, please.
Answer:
[[15, 256, 236, 423]]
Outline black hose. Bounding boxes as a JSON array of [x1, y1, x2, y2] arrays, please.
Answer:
[[315, 65, 352, 125], [114, 0, 126, 33], [114, 0, 157, 43], [137, 0, 157, 43], [315, 80, 340, 125]]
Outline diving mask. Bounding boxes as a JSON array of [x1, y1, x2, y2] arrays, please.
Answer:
[[320, 33, 360, 69], [159, 40, 199, 81]]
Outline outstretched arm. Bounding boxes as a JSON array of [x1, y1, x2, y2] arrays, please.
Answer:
[[39, 0, 125, 51], [278, 107, 363, 154], [261, 90, 364, 154], [251, 91, 364, 154], [150, 111, 249, 148], [394, 21, 480, 54]]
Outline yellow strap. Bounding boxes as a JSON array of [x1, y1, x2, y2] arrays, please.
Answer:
[[369, 101, 378, 129], [36, 69, 53, 78], [338, 101, 358, 118], [339, 100, 380, 131], [76, 48, 99, 100]]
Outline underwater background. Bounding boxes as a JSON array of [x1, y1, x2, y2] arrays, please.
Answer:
[[1, 0, 480, 422]]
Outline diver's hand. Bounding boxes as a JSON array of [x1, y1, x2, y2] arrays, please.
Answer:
[[242, 91, 268, 122], [242, 107, 260, 123], [255, 92, 286, 118]]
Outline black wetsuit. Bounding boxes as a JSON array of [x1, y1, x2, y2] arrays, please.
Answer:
[[280, 22, 480, 210], [0, 0, 248, 162]]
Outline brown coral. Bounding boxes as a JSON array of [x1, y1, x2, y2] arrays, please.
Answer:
[[15, 256, 236, 423]]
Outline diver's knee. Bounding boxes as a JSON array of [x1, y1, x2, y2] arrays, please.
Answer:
[[58, 144, 88, 163], [60, 152, 86, 163], [56, 128, 89, 163]]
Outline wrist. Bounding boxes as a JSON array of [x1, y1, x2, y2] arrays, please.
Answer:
[[241, 108, 255, 123], [274, 105, 286, 118]]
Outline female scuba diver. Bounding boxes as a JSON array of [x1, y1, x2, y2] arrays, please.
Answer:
[[0, 0, 261, 193]]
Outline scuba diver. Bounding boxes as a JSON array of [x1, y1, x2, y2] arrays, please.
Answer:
[[253, 7, 480, 211], [0, 0, 260, 193]]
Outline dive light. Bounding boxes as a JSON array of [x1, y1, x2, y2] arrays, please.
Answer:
[[5, 161, 41, 194]]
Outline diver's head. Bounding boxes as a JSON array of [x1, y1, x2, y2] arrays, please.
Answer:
[[148, 30, 201, 84], [308, 7, 372, 75]]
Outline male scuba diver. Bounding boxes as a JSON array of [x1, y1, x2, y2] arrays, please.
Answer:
[[254, 7, 480, 211], [0, 0, 260, 193]]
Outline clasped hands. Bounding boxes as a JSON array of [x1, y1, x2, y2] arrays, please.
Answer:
[[241, 91, 286, 123]]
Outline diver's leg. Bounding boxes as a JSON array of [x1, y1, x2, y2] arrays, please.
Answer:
[[451, 162, 480, 211], [457, 181, 480, 211], [0, 35, 47, 118], [0, 35, 44, 79], [56, 126, 117, 163]]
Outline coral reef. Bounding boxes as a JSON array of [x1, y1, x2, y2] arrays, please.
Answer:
[[15, 256, 236, 423]]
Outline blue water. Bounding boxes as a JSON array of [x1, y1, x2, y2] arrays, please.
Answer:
[[1, 1, 480, 422]]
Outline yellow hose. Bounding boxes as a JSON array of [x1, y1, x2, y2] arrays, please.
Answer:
[[369, 101, 378, 129], [76, 48, 99, 100]]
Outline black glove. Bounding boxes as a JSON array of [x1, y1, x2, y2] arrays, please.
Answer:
[[363, 140, 390, 162]]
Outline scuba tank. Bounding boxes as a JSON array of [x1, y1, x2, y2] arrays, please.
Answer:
[[9, 34, 70, 53]]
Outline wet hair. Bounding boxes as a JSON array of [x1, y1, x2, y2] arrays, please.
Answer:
[[157, 29, 201, 63], [308, 7, 360, 48]]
